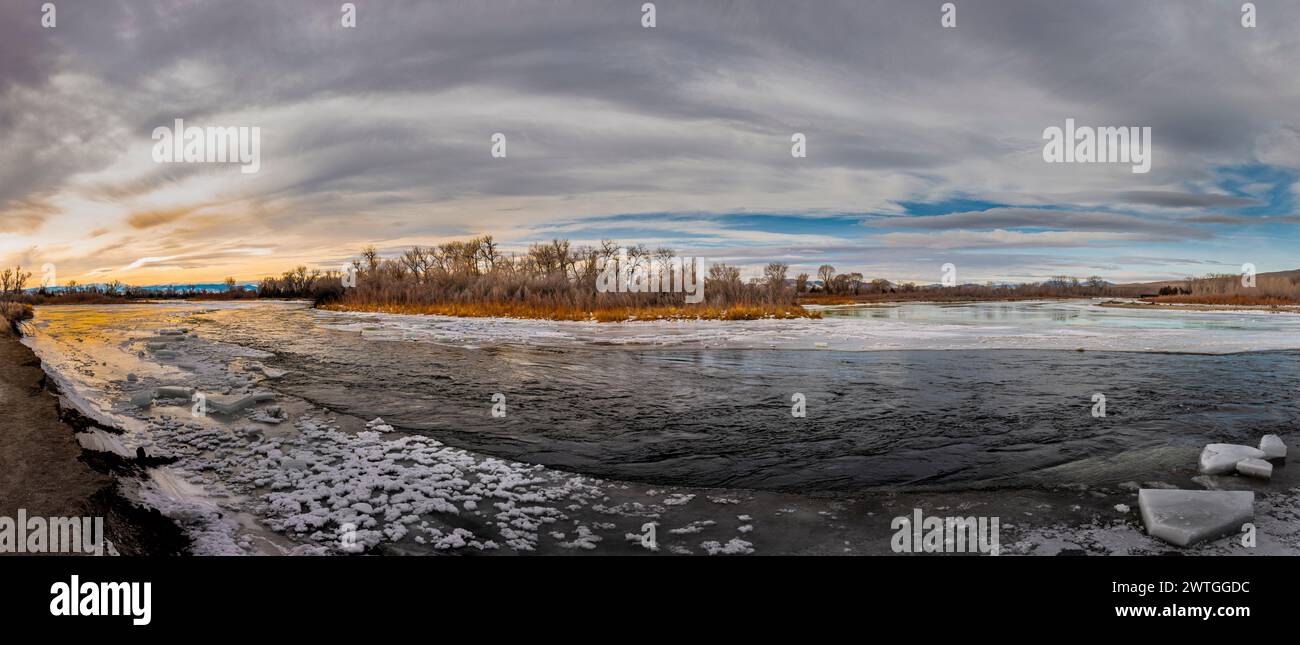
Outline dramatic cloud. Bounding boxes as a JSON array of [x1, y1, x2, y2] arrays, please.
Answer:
[[1, 0, 1298, 284]]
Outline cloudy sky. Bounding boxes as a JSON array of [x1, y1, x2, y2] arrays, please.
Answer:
[[2, 0, 1298, 286]]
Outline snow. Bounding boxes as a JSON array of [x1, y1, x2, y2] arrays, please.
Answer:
[[668, 520, 715, 535], [75, 428, 134, 458], [701, 538, 755, 555], [557, 525, 602, 550], [365, 417, 396, 433], [1138, 489, 1254, 547], [131, 468, 247, 555]]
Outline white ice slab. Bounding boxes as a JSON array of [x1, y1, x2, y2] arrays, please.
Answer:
[[1259, 434, 1287, 460], [76, 428, 134, 458], [129, 390, 154, 408], [155, 385, 194, 399], [1198, 443, 1266, 475], [1138, 489, 1254, 547], [206, 392, 275, 415], [1236, 458, 1272, 480]]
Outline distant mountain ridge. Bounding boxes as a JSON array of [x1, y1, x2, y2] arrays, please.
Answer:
[[28, 282, 258, 294]]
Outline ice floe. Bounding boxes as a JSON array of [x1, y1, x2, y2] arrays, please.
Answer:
[[1198, 443, 1267, 475], [1138, 489, 1254, 547], [1235, 458, 1273, 480], [1260, 434, 1287, 459], [205, 392, 276, 416]]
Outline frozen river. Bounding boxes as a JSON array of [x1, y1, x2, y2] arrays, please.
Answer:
[[317, 298, 1300, 353], [20, 299, 1300, 555]]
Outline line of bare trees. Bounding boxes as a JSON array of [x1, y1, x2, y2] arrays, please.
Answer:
[[259, 237, 799, 311], [0, 266, 32, 294], [1155, 272, 1300, 304], [802, 264, 1131, 298]]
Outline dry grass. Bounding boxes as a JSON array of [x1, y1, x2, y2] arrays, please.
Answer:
[[1147, 294, 1300, 306], [322, 301, 817, 321], [1146, 273, 1300, 306], [0, 301, 34, 332]]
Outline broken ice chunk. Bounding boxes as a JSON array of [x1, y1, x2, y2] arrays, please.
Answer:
[[1259, 434, 1287, 460], [259, 366, 288, 379], [1197, 443, 1266, 475], [155, 385, 194, 400], [1138, 489, 1253, 547], [206, 392, 275, 415], [1235, 458, 1272, 480], [129, 389, 154, 408]]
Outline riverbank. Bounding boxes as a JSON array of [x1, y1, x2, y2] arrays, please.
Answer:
[[0, 326, 188, 555]]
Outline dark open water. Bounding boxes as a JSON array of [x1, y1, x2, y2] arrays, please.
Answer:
[[198, 305, 1300, 492]]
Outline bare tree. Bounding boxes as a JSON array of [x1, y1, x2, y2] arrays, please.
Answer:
[[817, 264, 835, 293]]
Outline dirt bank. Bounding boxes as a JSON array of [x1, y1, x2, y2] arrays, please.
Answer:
[[0, 326, 188, 555]]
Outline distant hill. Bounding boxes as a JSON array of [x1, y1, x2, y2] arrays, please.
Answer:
[[1118, 268, 1300, 292], [28, 282, 258, 294]]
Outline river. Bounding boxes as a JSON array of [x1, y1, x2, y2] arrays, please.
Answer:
[[20, 299, 1300, 555]]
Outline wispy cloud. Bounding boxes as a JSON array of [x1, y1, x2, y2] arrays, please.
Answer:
[[1, 0, 1299, 284]]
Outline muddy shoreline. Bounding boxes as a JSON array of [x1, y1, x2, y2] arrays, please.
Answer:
[[0, 327, 188, 556]]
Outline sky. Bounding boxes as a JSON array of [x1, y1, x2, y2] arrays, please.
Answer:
[[1, 0, 1298, 286]]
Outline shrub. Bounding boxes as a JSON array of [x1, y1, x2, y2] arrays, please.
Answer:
[[0, 301, 34, 333]]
